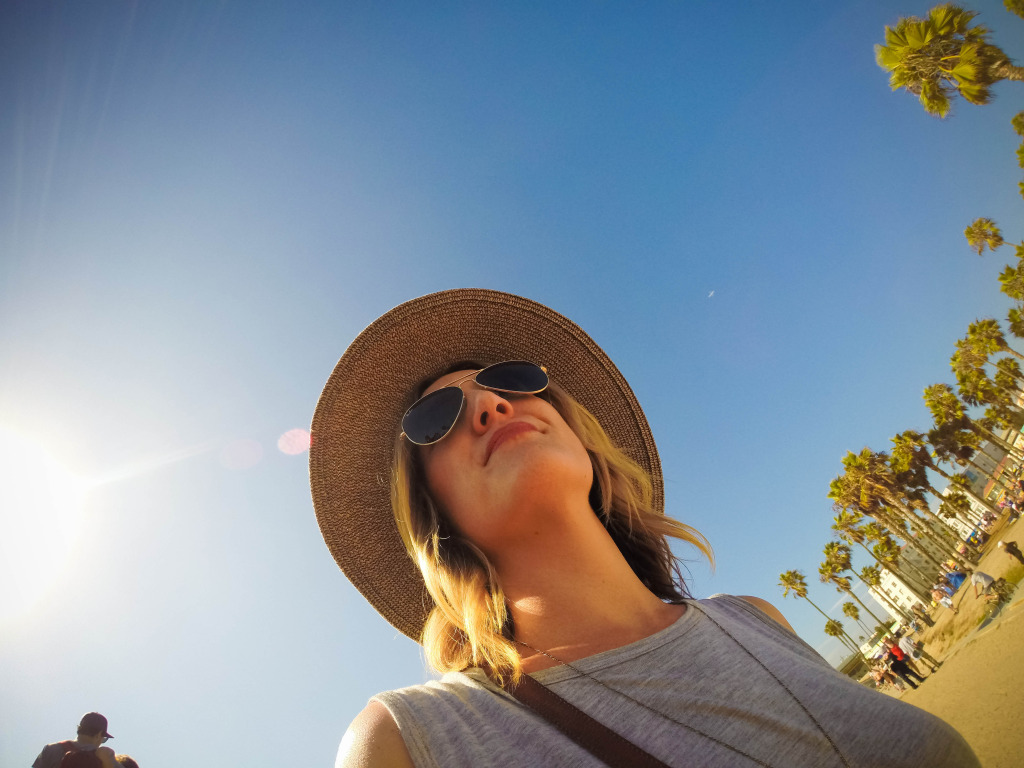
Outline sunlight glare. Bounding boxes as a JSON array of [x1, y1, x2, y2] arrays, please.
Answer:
[[219, 438, 263, 470], [0, 428, 90, 622], [277, 428, 310, 456]]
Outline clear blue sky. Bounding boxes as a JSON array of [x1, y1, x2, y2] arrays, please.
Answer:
[[2, 1, 1022, 765]]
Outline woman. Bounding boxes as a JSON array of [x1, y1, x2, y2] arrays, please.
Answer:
[[310, 289, 979, 767]]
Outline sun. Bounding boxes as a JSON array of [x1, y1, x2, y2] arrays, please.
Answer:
[[0, 427, 91, 622]]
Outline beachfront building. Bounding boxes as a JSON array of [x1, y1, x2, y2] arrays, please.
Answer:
[[870, 570, 926, 622]]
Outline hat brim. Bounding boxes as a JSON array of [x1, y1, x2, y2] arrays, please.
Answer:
[[309, 289, 662, 641]]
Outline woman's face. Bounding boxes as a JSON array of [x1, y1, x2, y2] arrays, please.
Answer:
[[415, 368, 593, 556]]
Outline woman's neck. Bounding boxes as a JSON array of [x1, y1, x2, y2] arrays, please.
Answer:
[[489, 504, 685, 672]]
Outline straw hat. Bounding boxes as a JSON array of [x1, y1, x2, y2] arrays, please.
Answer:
[[309, 288, 661, 641]]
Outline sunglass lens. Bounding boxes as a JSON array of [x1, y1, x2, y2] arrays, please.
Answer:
[[402, 386, 465, 444], [476, 361, 548, 393]]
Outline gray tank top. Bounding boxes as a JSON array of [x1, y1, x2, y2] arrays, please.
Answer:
[[372, 595, 979, 768]]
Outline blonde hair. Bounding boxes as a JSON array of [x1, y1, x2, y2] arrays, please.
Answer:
[[391, 374, 713, 684]]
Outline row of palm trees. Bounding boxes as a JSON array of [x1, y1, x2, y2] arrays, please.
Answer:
[[780, 6, 1024, 662], [782, 309, 1024, 658]]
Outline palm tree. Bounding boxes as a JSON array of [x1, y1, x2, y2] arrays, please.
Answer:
[[870, 535, 936, 602], [824, 618, 864, 658], [842, 601, 874, 638], [831, 508, 933, 603], [965, 218, 1004, 255], [924, 383, 1022, 460], [927, 421, 1015, 498], [779, 570, 835, 626], [1000, 263, 1024, 305], [1009, 307, 1024, 338], [890, 429, 999, 517], [859, 565, 916, 623], [966, 319, 1024, 365], [834, 449, 969, 568], [831, 473, 941, 581], [1007, 1, 1024, 21], [875, 4, 1024, 118], [818, 556, 892, 634], [994, 356, 1024, 392]]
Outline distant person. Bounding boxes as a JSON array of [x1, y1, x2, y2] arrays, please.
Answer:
[[32, 713, 117, 768], [884, 642, 925, 690], [114, 756, 139, 768], [897, 632, 940, 673], [931, 587, 957, 613], [998, 540, 1024, 566], [941, 569, 967, 591]]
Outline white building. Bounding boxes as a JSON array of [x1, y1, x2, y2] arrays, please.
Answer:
[[938, 485, 985, 539], [871, 571, 926, 621]]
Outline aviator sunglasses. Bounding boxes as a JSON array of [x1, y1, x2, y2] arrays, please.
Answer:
[[400, 360, 549, 445]]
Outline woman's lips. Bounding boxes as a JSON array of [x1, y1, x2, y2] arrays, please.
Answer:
[[485, 422, 538, 463]]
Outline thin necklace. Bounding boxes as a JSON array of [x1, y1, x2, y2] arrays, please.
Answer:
[[516, 602, 852, 768]]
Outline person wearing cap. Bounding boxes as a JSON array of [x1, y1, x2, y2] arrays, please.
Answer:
[[998, 540, 1024, 566], [311, 289, 980, 768], [32, 712, 117, 768]]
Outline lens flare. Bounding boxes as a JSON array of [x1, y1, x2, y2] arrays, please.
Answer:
[[277, 428, 310, 455], [219, 439, 263, 470], [0, 428, 90, 622]]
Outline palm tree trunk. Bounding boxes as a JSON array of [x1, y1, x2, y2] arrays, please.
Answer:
[[842, 631, 869, 661], [842, 586, 893, 635], [883, 495, 969, 569], [971, 422, 1024, 461], [919, 485, 975, 541], [879, 502, 960, 570], [929, 462, 1001, 516], [854, 539, 932, 604]]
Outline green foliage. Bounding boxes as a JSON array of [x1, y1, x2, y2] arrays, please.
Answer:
[[874, 4, 1011, 117], [843, 601, 861, 621], [779, 570, 809, 599], [964, 217, 1004, 255], [1006, 0, 1024, 21], [1017, 142, 1024, 169], [860, 565, 883, 587], [924, 383, 966, 425], [994, 357, 1024, 390], [1000, 263, 1024, 302], [1013, 111, 1024, 136], [1009, 307, 1024, 339], [987, 402, 1024, 430]]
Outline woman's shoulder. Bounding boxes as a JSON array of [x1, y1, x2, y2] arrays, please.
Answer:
[[701, 593, 796, 633], [337, 700, 415, 768]]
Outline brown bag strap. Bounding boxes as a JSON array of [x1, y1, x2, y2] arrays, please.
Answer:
[[496, 672, 673, 768]]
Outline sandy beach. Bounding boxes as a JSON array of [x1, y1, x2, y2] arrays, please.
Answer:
[[898, 574, 1024, 767]]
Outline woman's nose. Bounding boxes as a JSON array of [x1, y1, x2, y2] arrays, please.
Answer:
[[465, 387, 513, 434]]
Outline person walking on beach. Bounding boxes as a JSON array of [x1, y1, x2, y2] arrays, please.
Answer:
[[883, 641, 926, 690], [897, 632, 939, 674], [32, 713, 117, 768]]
